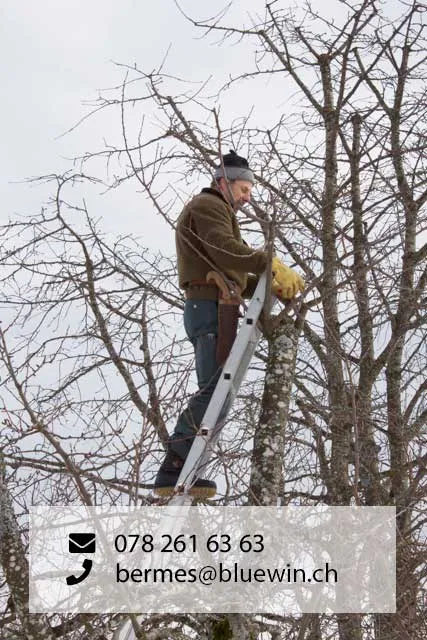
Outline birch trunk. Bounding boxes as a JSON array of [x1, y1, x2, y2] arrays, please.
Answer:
[[248, 316, 299, 506]]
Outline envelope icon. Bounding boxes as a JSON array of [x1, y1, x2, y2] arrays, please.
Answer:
[[69, 533, 96, 554]]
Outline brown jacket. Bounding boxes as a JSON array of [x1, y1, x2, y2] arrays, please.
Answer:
[[176, 187, 268, 299]]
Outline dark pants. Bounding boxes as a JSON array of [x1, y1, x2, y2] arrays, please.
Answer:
[[169, 299, 223, 460]]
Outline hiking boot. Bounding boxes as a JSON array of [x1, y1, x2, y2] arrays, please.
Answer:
[[153, 449, 216, 498]]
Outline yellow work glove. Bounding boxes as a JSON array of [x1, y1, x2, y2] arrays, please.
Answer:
[[271, 256, 305, 300]]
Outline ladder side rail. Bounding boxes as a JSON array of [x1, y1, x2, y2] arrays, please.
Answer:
[[190, 326, 262, 479], [199, 322, 259, 428], [201, 270, 267, 429]]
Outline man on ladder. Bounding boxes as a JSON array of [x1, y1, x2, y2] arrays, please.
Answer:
[[153, 150, 305, 497]]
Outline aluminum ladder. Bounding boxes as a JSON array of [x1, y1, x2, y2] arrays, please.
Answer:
[[167, 270, 267, 506], [113, 271, 268, 639]]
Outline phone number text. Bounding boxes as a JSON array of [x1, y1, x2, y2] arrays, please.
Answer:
[[114, 533, 264, 554]]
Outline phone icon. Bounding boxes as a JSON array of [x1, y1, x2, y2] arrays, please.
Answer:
[[66, 558, 93, 585]]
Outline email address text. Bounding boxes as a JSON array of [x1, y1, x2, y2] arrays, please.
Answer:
[[116, 562, 338, 586]]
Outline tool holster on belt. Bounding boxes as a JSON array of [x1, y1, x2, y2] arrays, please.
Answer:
[[206, 271, 242, 366]]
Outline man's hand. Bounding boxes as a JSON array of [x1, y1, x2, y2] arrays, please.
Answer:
[[271, 256, 305, 300]]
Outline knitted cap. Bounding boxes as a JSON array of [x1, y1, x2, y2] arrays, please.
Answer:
[[214, 150, 255, 184]]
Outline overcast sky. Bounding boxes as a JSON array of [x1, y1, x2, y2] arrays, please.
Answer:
[[1, 0, 280, 250], [1, 1, 407, 250]]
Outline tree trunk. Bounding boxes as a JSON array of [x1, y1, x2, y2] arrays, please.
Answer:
[[248, 316, 299, 505], [0, 458, 55, 640]]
